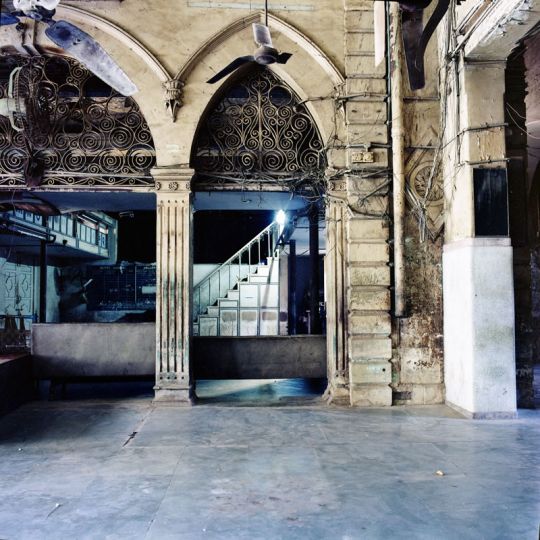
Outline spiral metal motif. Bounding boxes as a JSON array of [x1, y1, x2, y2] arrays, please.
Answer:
[[0, 55, 155, 188], [192, 69, 326, 186]]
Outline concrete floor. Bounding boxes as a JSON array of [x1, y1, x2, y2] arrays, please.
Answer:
[[0, 393, 539, 539]]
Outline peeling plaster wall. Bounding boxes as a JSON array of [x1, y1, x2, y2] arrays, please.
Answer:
[[524, 32, 540, 185], [390, 32, 445, 405], [505, 44, 533, 407], [518, 30, 540, 406], [392, 214, 444, 404]]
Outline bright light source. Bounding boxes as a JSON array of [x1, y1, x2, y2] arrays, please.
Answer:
[[276, 210, 286, 226]]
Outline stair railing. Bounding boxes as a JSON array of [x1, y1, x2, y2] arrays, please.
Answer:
[[193, 220, 282, 323]]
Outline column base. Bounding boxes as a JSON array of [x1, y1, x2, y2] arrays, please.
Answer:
[[323, 373, 350, 405], [350, 384, 392, 406], [153, 386, 194, 405], [323, 382, 349, 405], [443, 238, 517, 417], [446, 400, 517, 420]]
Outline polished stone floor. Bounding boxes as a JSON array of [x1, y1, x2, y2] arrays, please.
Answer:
[[0, 386, 539, 539]]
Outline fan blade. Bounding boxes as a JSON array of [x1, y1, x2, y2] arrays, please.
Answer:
[[207, 56, 254, 84], [0, 192, 59, 216], [35, 0, 60, 10], [415, 0, 450, 72], [401, 9, 425, 91], [45, 20, 138, 96], [0, 12, 20, 25], [276, 52, 292, 64], [253, 23, 273, 47]]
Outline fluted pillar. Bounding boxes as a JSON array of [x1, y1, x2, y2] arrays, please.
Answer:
[[324, 182, 349, 404], [152, 166, 194, 403]]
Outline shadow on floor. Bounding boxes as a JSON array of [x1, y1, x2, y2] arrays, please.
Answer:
[[37, 379, 155, 401], [34, 378, 328, 406], [194, 378, 327, 406]]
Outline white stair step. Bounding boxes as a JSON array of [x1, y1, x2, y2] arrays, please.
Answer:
[[218, 298, 238, 308], [239, 283, 258, 307], [249, 275, 270, 283], [255, 265, 270, 276], [207, 306, 219, 317], [192, 323, 199, 336], [219, 309, 238, 336], [199, 316, 218, 336], [256, 258, 279, 281], [227, 289, 239, 300]]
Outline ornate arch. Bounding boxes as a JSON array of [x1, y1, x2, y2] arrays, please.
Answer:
[[191, 67, 326, 194], [0, 55, 156, 189], [56, 4, 170, 84], [169, 11, 344, 122]]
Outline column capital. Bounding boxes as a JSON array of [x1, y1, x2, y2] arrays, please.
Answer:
[[151, 166, 194, 193]]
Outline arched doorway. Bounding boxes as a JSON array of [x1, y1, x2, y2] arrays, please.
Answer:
[[189, 67, 328, 399], [0, 54, 158, 397]]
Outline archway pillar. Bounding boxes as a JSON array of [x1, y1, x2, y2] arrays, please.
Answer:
[[325, 186, 349, 403], [324, 178, 393, 406], [152, 166, 194, 404], [442, 61, 517, 418]]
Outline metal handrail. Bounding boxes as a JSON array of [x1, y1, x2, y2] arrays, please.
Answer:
[[193, 220, 281, 322]]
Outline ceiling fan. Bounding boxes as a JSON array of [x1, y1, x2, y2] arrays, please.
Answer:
[[0, 0, 137, 96], [0, 63, 54, 136], [207, 1, 292, 84], [0, 59, 57, 187]]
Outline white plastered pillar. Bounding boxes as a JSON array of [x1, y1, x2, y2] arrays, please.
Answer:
[[442, 62, 517, 418]]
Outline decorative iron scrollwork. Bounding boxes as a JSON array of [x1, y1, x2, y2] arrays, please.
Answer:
[[0, 55, 156, 188], [192, 68, 326, 190]]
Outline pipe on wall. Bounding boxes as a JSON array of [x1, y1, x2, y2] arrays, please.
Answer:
[[389, 2, 406, 317]]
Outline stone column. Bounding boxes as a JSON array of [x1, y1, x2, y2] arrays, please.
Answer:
[[442, 63, 517, 418], [324, 183, 349, 404], [340, 0, 393, 406], [344, 185, 392, 407], [152, 166, 194, 403]]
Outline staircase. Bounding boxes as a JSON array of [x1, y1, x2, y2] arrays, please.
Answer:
[[193, 221, 285, 337]]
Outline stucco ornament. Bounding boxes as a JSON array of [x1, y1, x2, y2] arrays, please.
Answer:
[[164, 79, 184, 122], [410, 162, 443, 204]]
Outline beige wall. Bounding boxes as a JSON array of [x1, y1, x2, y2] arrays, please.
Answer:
[[2, 0, 537, 406]]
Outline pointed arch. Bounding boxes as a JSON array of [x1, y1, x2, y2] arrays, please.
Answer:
[[56, 4, 171, 83], [0, 54, 156, 189], [171, 13, 342, 165], [174, 11, 344, 87], [190, 67, 327, 192], [46, 5, 181, 167]]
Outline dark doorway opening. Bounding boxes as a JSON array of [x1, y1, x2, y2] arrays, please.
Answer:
[[504, 30, 540, 408], [0, 191, 157, 400], [191, 192, 327, 403]]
